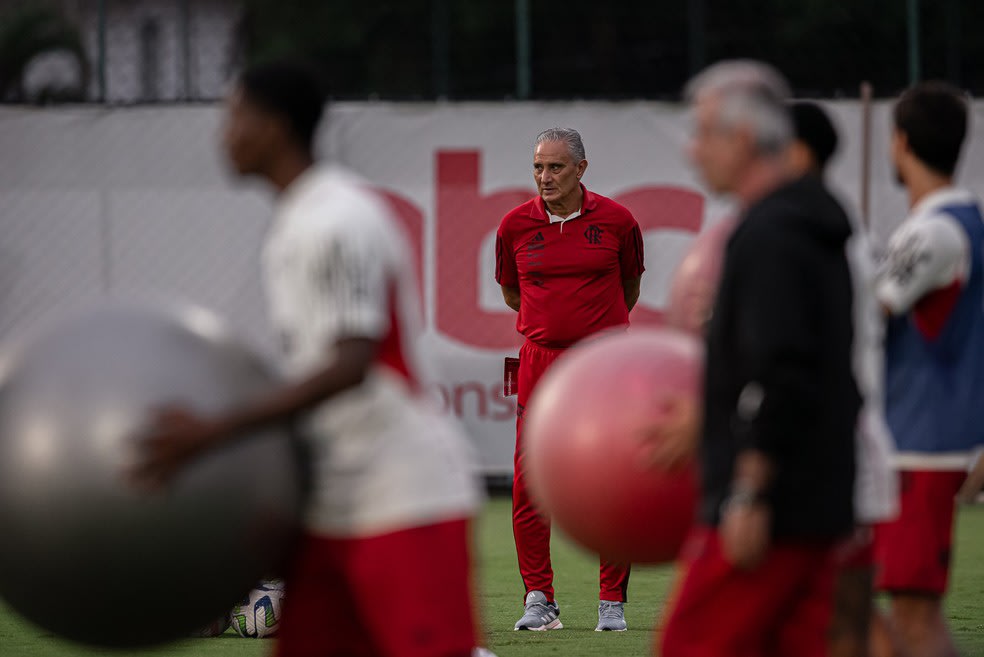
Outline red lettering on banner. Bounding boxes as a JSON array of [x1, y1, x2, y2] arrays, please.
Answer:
[[436, 151, 532, 350], [612, 186, 705, 326], [377, 151, 706, 350], [488, 383, 516, 421], [453, 381, 488, 419], [431, 380, 518, 422], [378, 190, 425, 291]]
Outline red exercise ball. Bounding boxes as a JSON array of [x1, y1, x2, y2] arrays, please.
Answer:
[[665, 217, 736, 335], [523, 328, 702, 564]]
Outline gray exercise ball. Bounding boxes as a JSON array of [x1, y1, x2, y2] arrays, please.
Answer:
[[0, 302, 305, 647]]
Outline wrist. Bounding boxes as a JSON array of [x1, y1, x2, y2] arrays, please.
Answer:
[[204, 416, 239, 446]]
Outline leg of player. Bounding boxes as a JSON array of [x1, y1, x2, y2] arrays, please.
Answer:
[[873, 470, 966, 657], [888, 595, 959, 657], [869, 607, 911, 657], [828, 567, 912, 657], [511, 421, 559, 631], [829, 566, 874, 657], [596, 559, 630, 631], [512, 341, 562, 631]]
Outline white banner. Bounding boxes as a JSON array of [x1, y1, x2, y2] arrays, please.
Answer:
[[2, 100, 983, 475]]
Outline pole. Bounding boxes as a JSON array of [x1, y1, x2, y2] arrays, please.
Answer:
[[431, 0, 450, 98], [180, 0, 192, 100], [944, 0, 960, 84], [515, 0, 531, 99], [687, 0, 706, 76], [906, 0, 921, 85], [860, 81, 873, 231], [97, 0, 107, 102]]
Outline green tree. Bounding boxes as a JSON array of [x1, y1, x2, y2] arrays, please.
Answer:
[[237, 0, 984, 99], [0, 3, 89, 103]]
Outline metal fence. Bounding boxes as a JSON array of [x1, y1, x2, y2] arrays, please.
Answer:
[[4, 1, 984, 105]]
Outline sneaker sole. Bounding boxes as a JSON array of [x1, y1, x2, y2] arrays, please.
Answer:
[[595, 626, 627, 632], [515, 620, 564, 631]]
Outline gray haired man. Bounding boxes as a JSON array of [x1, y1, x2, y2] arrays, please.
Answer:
[[495, 127, 645, 632], [649, 60, 860, 657]]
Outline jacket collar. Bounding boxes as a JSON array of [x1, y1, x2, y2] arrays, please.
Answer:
[[529, 183, 598, 221]]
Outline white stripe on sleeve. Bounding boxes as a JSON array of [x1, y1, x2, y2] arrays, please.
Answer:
[[875, 213, 969, 315]]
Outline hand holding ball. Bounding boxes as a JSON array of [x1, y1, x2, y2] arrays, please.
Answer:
[[0, 303, 304, 647]]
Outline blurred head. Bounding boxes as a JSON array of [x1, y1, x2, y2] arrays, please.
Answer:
[[222, 60, 326, 177], [533, 128, 588, 209], [684, 60, 792, 195], [891, 81, 967, 185], [787, 101, 839, 177]]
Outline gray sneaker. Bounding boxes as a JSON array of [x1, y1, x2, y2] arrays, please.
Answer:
[[513, 591, 563, 631], [595, 600, 627, 632]]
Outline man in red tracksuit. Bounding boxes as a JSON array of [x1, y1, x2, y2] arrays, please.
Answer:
[[495, 127, 645, 632]]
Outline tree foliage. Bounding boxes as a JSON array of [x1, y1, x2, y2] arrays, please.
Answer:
[[0, 2, 89, 103]]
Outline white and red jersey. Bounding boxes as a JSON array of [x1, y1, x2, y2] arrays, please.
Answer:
[[876, 188, 974, 334], [263, 165, 480, 537], [876, 186, 984, 465]]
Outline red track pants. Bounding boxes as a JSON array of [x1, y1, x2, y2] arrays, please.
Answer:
[[512, 339, 631, 603]]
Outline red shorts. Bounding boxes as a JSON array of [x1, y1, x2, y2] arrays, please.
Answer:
[[658, 527, 837, 657], [873, 469, 966, 596], [275, 518, 477, 657]]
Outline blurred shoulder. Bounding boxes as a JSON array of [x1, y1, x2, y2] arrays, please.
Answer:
[[279, 165, 395, 238]]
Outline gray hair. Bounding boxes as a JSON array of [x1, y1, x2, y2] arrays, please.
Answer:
[[534, 127, 586, 162], [684, 59, 793, 155]]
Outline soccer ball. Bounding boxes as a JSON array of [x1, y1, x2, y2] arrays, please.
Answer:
[[230, 580, 286, 638]]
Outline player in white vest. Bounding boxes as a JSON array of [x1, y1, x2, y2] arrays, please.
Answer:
[[133, 61, 482, 657], [873, 81, 984, 657]]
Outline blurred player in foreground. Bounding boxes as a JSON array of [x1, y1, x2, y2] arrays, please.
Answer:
[[873, 81, 984, 657], [495, 128, 645, 632], [653, 61, 860, 657], [788, 101, 901, 657], [133, 61, 482, 657]]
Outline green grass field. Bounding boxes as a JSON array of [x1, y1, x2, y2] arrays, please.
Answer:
[[3, 498, 984, 656]]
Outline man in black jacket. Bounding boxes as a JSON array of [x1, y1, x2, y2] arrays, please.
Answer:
[[655, 61, 860, 657]]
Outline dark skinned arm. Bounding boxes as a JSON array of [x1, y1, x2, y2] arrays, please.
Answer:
[[132, 336, 377, 488]]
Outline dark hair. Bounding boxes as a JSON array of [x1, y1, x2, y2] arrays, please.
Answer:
[[238, 60, 326, 153], [790, 101, 838, 171], [893, 81, 967, 177]]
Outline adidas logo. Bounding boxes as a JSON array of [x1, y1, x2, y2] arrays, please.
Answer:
[[532, 232, 545, 242]]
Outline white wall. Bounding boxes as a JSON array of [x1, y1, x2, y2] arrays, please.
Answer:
[[3, 100, 983, 474]]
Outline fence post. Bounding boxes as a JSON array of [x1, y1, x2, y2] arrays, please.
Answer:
[[906, 0, 921, 85], [687, 0, 706, 77], [515, 0, 531, 99], [97, 0, 106, 102], [180, 0, 192, 100]]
